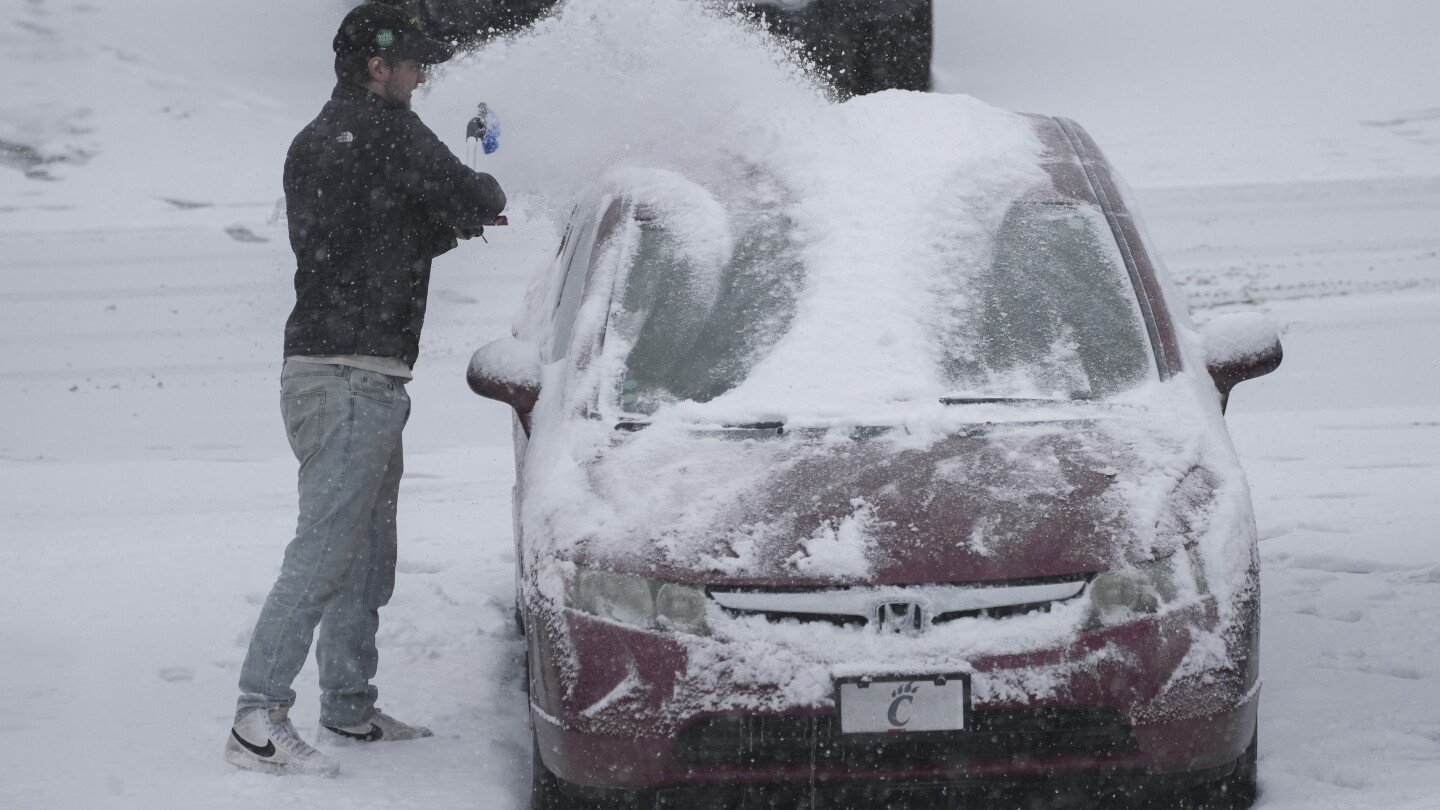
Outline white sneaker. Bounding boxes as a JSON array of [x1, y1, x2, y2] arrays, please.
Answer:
[[224, 707, 339, 777], [316, 709, 434, 746]]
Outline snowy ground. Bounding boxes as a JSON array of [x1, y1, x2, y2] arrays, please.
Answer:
[[3, 1, 1439, 808]]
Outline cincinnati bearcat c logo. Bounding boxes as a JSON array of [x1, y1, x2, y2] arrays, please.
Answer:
[[887, 681, 921, 727]]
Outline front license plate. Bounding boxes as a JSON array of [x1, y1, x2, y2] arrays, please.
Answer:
[[836, 673, 970, 734]]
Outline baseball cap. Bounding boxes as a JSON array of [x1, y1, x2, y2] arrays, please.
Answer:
[[333, 3, 455, 65]]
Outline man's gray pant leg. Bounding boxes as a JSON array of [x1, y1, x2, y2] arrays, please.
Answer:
[[316, 431, 403, 728], [237, 363, 408, 721]]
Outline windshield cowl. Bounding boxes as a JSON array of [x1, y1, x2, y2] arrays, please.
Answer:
[[606, 397, 1133, 436]]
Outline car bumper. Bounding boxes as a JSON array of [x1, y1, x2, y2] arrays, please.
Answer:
[[529, 597, 1257, 791]]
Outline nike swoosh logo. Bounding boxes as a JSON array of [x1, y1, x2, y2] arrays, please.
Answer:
[[231, 729, 276, 758], [325, 723, 383, 742]]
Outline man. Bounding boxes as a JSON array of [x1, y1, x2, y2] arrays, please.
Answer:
[[224, 3, 506, 777]]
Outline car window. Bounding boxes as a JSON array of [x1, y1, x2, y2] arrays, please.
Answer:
[[545, 214, 594, 360], [933, 201, 1156, 399], [514, 220, 577, 347], [551, 199, 625, 360]]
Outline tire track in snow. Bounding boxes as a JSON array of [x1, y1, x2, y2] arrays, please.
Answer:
[[1184, 274, 1440, 309]]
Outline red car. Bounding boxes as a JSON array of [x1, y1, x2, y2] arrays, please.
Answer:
[[470, 99, 1280, 808]]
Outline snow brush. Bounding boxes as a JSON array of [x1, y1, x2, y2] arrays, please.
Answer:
[[466, 103, 508, 228]]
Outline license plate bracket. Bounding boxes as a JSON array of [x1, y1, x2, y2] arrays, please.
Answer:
[[835, 673, 971, 734]]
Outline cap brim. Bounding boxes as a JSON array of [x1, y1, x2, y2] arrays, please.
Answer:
[[392, 33, 454, 65]]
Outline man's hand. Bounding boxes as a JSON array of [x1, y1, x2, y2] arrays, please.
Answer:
[[455, 216, 505, 241]]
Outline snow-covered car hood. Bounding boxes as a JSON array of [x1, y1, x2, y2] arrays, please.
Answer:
[[541, 404, 1226, 589]]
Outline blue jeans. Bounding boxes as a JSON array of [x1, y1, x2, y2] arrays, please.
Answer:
[[237, 361, 410, 727]]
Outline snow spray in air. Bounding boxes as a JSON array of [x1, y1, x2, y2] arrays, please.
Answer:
[[420, 0, 830, 222]]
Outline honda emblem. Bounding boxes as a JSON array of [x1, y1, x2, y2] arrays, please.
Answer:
[[876, 602, 924, 635]]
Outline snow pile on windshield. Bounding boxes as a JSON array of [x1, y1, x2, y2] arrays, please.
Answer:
[[576, 93, 1051, 424], [692, 93, 1046, 420]]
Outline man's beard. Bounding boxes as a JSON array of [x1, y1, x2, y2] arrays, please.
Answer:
[[380, 81, 412, 110]]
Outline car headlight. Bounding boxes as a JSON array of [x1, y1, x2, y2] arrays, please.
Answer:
[[1085, 464, 1219, 630], [1085, 548, 1207, 630], [566, 565, 710, 636]]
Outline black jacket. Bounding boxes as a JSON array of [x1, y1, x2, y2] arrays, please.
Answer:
[[282, 82, 506, 368]]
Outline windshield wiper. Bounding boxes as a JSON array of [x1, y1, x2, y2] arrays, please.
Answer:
[[939, 395, 1092, 405], [722, 421, 785, 431], [613, 420, 785, 433]]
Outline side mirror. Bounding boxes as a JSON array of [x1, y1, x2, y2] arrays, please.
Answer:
[[1199, 312, 1283, 412], [467, 337, 542, 433]]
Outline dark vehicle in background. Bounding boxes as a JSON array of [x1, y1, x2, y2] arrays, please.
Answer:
[[404, 0, 932, 97], [470, 104, 1280, 808], [738, 0, 932, 96], [405, 0, 555, 42]]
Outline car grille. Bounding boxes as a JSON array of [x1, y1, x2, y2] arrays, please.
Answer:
[[672, 708, 1134, 769], [710, 577, 1089, 631]]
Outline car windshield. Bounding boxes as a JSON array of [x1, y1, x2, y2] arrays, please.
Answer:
[[603, 194, 1155, 418]]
